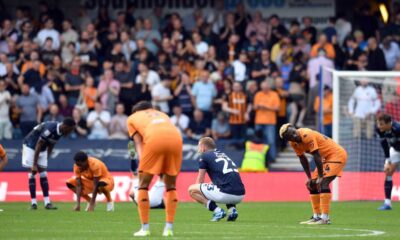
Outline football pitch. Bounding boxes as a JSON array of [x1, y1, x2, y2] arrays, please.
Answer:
[[0, 202, 399, 239]]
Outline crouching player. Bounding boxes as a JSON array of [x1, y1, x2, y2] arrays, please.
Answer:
[[189, 137, 245, 222], [279, 124, 347, 224], [66, 151, 115, 212]]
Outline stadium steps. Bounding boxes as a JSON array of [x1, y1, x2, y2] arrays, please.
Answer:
[[270, 148, 303, 171]]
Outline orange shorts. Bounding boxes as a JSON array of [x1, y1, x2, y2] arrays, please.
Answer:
[[140, 136, 183, 176], [312, 150, 347, 179], [66, 177, 114, 195]]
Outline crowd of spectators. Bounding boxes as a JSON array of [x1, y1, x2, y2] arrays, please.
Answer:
[[0, 2, 398, 162]]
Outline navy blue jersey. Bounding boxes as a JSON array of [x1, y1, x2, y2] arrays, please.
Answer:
[[199, 149, 245, 195], [23, 122, 62, 152], [376, 121, 400, 158]]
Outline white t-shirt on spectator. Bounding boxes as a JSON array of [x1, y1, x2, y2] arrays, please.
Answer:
[[87, 110, 111, 137], [37, 28, 60, 49], [195, 41, 209, 56], [232, 60, 247, 82], [380, 42, 400, 70], [151, 82, 171, 113], [0, 90, 11, 121], [348, 85, 381, 119], [135, 70, 160, 90], [171, 114, 190, 136]]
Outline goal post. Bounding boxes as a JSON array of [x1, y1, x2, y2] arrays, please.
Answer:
[[329, 69, 400, 201]]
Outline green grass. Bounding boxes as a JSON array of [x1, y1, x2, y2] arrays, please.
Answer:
[[0, 202, 399, 239]]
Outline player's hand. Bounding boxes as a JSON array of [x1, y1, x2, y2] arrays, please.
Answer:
[[305, 179, 313, 191], [31, 165, 38, 173], [73, 205, 80, 211], [316, 177, 323, 192]]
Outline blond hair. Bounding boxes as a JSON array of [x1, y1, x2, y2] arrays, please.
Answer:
[[199, 137, 216, 150], [279, 123, 292, 139]]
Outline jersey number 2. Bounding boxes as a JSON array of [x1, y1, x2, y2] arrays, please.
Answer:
[[216, 157, 238, 174]]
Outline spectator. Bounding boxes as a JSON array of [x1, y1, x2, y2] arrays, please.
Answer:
[[348, 79, 381, 139], [120, 30, 137, 61], [0, 18, 17, 53], [186, 109, 211, 140], [136, 18, 161, 54], [59, 94, 73, 117], [192, 32, 208, 57], [65, 56, 84, 106], [253, 80, 280, 162], [275, 77, 289, 151], [39, 38, 59, 65], [223, 82, 250, 142], [245, 11, 269, 44], [310, 34, 336, 59], [4, 62, 19, 95], [36, 81, 55, 113], [78, 39, 98, 76], [87, 101, 111, 140], [43, 103, 63, 122], [20, 51, 46, 77], [191, 70, 217, 123], [381, 35, 400, 70], [0, 80, 11, 139], [135, 62, 160, 90], [232, 51, 248, 84], [353, 30, 368, 51], [335, 14, 352, 46], [314, 86, 333, 138], [61, 19, 78, 53], [322, 17, 337, 43], [218, 34, 241, 62], [108, 103, 128, 139], [114, 60, 133, 114], [211, 112, 231, 140], [251, 48, 278, 84], [71, 107, 88, 138], [98, 69, 120, 113], [18, 59, 43, 93], [269, 14, 288, 47], [301, 16, 317, 45], [367, 37, 387, 71], [151, 76, 173, 114], [173, 72, 193, 117], [288, 61, 307, 127], [170, 105, 190, 137], [36, 18, 60, 50], [16, 84, 41, 137]]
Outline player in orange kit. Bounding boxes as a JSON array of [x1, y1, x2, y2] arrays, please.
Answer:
[[279, 123, 347, 224], [127, 101, 182, 237], [66, 151, 114, 212]]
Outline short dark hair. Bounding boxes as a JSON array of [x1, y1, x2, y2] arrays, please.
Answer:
[[132, 101, 153, 113], [62, 117, 76, 127], [377, 113, 392, 123], [74, 151, 88, 162]]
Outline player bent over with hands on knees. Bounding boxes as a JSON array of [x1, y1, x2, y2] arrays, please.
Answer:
[[127, 101, 183, 237], [66, 151, 115, 212], [22, 118, 75, 210], [279, 123, 347, 224], [376, 114, 400, 210], [188, 137, 246, 222]]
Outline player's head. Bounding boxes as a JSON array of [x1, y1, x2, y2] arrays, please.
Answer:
[[60, 117, 76, 135], [74, 151, 89, 169], [377, 113, 392, 132], [279, 123, 301, 142], [132, 101, 153, 114], [198, 137, 216, 153]]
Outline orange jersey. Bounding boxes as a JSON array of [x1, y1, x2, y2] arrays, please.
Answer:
[[74, 157, 112, 180], [289, 128, 346, 162], [253, 90, 280, 125], [227, 92, 247, 124], [0, 144, 6, 158], [127, 109, 181, 143], [314, 94, 333, 125]]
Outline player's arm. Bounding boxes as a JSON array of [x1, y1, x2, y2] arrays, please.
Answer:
[[311, 150, 324, 189], [88, 177, 100, 211], [0, 152, 8, 171], [378, 131, 390, 162], [74, 177, 83, 211], [47, 144, 54, 159], [32, 139, 46, 172], [195, 169, 206, 184], [132, 133, 143, 160], [299, 154, 312, 179]]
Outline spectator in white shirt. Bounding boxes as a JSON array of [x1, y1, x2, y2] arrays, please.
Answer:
[[36, 18, 60, 50], [151, 76, 173, 113], [87, 101, 111, 140], [232, 51, 248, 83], [135, 62, 160, 90], [192, 32, 209, 56], [120, 30, 137, 61], [380, 35, 400, 70], [0, 80, 12, 139], [348, 80, 381, 139], [108, 103, 128, 139], [170, 105, 190, 137]]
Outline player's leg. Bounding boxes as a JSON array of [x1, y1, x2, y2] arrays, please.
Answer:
[[66, 178, 92, 203], [379, 162, 398, 210], [129, 158, 139, 203], [22, 145, 38, 209], [312, 176, 336, 224], [162, 174, 178, 236], [97, 178, 114, 212], [38, 167, 57, 210], [188, 183, 226, 222], [300, 179, 321, 224], [133, 171, 153, 236]]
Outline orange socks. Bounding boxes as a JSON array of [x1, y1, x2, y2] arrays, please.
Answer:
[[165, 189, 178, 223], [320, 193, 331, 215], [310, 194, 321, 215], [138, 189, 150, 224]]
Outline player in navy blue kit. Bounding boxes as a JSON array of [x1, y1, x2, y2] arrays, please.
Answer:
[[22, 118, 75, 210], [188, 137, 245, 221], [376, 114, 400, 210]]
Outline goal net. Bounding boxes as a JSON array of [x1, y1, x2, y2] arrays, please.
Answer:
[[331, 70, 400, 201]]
